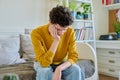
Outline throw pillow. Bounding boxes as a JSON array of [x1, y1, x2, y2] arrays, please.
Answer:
[[20, 34, 34, 61], [0, 37, 25, 66]]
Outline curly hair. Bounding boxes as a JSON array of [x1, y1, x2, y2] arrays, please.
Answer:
[[49, 6, 74, 27]]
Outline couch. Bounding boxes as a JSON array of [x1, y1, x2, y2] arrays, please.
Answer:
[[0, 29, 97, 80], [0, 32, 36, 80]]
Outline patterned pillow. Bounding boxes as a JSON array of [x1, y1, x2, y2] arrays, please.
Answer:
[[20, 34, 34, 61]]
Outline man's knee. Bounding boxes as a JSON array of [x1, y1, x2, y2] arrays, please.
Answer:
[[34, 62, 53, 80], [72, 64, 81, 73]]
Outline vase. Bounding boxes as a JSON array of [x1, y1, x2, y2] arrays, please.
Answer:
[[71, 11, 76, 19], [117, 32, 120, 39], [76, 12, 83, 19], [84, 13, 89, 20]]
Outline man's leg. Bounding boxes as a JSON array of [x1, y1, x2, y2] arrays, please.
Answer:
[[34, 62, 53, 80], [62, 64, 85, 80]]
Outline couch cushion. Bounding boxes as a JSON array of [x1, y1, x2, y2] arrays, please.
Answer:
[[0, 62, 35, 80], [77, 59, 95, 78], [0, 37, 25, 66], [20, 34, 34, 61]]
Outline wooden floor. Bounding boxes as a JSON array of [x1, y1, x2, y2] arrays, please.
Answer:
[[99, 74, 118, 80]]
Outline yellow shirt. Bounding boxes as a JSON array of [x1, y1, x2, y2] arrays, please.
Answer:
[[31, 23, 78, 67]]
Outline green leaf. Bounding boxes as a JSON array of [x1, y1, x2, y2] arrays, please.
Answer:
[[69, 1, 77, 11], [112, 21, 120, 33]]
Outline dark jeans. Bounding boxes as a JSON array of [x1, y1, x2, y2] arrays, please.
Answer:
[[50, 62, 63, 72]]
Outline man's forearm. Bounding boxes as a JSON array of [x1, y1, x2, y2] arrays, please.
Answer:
[[49, 39, 59, 54], [52, 61, 71, 80], [58, 61, 71, 71]]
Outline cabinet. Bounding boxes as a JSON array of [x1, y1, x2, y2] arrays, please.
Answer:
[[68, 0, 96, 50], [96, 1, 120, 78], [96, 40, 120, 78]]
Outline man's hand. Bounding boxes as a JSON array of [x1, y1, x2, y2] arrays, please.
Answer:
[[52, 61, 71, 80], [49, 24, 60, 41], [49, 24, 60, 54], [52, 67, 62, 80]]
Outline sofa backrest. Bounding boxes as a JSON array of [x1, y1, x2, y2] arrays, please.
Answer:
[[0, 28, 34, 66]]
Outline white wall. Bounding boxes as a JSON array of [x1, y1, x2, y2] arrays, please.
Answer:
[[93, 0, 108, 39], [0, 0, 108, 39], [0, 0, 49, 35]]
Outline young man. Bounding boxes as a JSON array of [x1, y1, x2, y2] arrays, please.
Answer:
[[31, 6, 85, 80]]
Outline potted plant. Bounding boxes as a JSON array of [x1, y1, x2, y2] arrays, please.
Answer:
[[112, 21, 120, 38], [74, 3, 92, 20], [69, 1, 84, 19], [80, 3, 91, 20], [58, 0, 77, 18], [69, 0, 77, 18], [58, 0, 92, 20]]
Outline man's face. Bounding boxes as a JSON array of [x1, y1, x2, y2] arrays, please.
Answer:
[[55, 24, 68, 36]]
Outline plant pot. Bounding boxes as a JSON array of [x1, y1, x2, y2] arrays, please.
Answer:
[[84, 14, 89, 20], [83, 13, 92, 20], [76, 12, 83, 19], [71, 11, 76, 19], [117, 32, 120, 39]]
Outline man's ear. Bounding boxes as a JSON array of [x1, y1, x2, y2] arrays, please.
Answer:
[[49, 20, 52, 24], [49, 22, 52, 25], [49, 22, 55, 26]]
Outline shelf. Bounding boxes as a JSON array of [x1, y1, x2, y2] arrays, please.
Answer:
[[70, 0, 95, 51], [76, 40, 95, 43], [96, 40, 120, 49], [104, 3, 120, 10], [75, 0, 91, 4], [74, 19, 92, 23]]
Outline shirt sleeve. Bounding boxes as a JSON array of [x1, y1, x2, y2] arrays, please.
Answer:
[[31, 30, 54, 67], [67, 29, 78, 65]]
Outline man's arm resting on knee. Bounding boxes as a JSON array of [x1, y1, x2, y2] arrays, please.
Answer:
[[52, 61, 71, 80], [57, 61, 71, 71]]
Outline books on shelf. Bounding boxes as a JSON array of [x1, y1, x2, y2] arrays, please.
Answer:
[[102, 0, 120, 5], [74, 26, 93, 41]]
